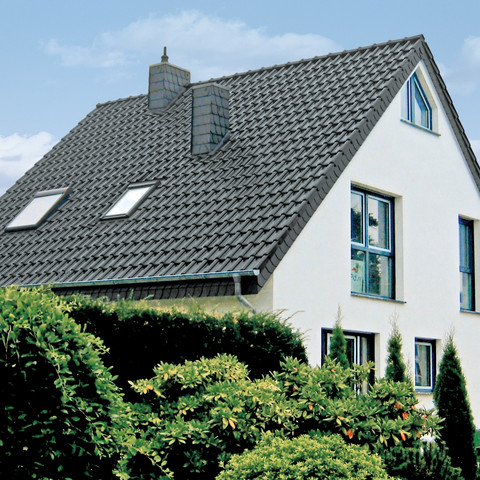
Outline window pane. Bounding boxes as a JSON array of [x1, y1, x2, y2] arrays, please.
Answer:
[[351, 249, 366, 294], [412, 78, 431, 129], [106, 186, 152, 216], [359, 336, 370, 365], [367, 197, 390, 250], [345, 336, 356, 367], [460, 272, 474, 310], [368, 253, 392, 297], [459, 222, 473, 271], [7, 193, 64, 229], [351, 192, 363, 244], [415, 343, 432, 388], [459, 219, 474, 310]]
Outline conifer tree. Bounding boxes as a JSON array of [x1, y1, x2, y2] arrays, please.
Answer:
[[328, 307, 349, 368], [433, 334, 477, 480], [385, 318, 407, 382]]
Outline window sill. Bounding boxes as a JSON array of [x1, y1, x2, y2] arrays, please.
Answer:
[[460, 308, 480, 315], [415, 389, 433, 395], [400, 118, 440, 136], [351, 292, 406, 304]]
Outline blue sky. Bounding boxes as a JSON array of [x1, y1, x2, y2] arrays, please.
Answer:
[[1, 0, 480, 194]]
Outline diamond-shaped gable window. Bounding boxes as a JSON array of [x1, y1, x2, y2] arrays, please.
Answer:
[[104, 182, 155, 218], [6, 188, 70, 231]]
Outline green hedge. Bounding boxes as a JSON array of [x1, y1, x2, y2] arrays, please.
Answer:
[[0, 286, 161, 479], [66, 295, 307, 389]]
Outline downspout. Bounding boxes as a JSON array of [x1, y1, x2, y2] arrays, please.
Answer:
[[233, 274, 258, 314]]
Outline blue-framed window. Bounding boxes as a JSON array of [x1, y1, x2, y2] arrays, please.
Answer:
[[351, 188, 394, 298], [415, 339, 436, 391], [459, 217, 475, 311], [406, 73, 432, 130]]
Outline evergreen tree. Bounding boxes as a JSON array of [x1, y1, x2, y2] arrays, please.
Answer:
[[385, 318, 407, 382], [433, 335, 476, 480], [328, 307, 349, 368]]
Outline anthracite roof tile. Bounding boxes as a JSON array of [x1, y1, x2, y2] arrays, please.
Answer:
[[1, 35, 478, 295]]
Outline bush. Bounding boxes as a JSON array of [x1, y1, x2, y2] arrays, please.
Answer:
[[0, 286, 160, 479], [433, 335, 476, 480], [380, 442, 464, 480], [216, 433, 394, 480], [385, 318, 407, 382], [129, 355, 440, 479], [272, 357, 440, 449], [130, 355, 296, 479], [66, 295, 307, 389], [327, 307, 349, 368]]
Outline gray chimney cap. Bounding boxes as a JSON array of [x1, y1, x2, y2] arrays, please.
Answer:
[[161, 46, 169, 63]]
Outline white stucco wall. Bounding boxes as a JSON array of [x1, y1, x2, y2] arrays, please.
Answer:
[[268, 62, 480, 422]]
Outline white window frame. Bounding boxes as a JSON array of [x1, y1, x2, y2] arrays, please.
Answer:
[[5, 187, 70, 231], [104, 181, 156, 219], [415, 339, 436, 391]]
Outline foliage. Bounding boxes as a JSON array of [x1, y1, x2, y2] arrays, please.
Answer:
[[129, 355, 440, 479], [327, 307, 349, 368], [130, 355, 296, 479], [273, 357, 439, 450], [380, 442, 464, 480], [0, 286, 163, 479], [66, 295, 307, 391], [385, 317, 407, 383], [433, 335, 477, 480], [216, 433, 394, 480]]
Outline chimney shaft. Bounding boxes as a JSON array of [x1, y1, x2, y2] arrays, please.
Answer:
[[148, 49, 190, 112], [191, 83, 230, 155]]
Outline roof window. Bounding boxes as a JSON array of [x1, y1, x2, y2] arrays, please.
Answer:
[[5, 188, 70, 231], [104, 182, 156, 218]]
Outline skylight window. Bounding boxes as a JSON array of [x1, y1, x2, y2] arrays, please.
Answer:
[[104, 182, 155, 218], [5, 188, 69, 231]]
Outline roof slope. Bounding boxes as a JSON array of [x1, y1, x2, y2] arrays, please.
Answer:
[[0, 35, 478, 296]]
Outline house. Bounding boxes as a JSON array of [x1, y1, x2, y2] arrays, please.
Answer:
[[1, 35, 480, 422]]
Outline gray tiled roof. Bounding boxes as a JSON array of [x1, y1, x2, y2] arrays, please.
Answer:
[[0, 35, 478, 296]]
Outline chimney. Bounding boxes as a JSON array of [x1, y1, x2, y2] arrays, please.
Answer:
[[148, 47, 190, 111], [191, 83, 230, 155]]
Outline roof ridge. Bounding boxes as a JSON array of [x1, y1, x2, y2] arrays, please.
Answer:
[[94, 35, 426, 108], [195, 34, 426, 85], [96, 93, 146, 108]]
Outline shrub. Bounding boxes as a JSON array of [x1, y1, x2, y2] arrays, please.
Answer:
[[66, 295, 307, 389], [433, 335, 476, 480], [380, 442, 464, 480], [327, 307, 349, 368], [0, 286, 160, 479], [385, 318, 407, 382], [216, 433, 394, 480], [130, 355, 297, 479], [129, 355, 440, 479], [272, 357, 440, 449]]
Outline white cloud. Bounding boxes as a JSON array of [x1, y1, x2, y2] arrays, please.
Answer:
[[0, 132, 58, 195], [43, 11, 341, 80]]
